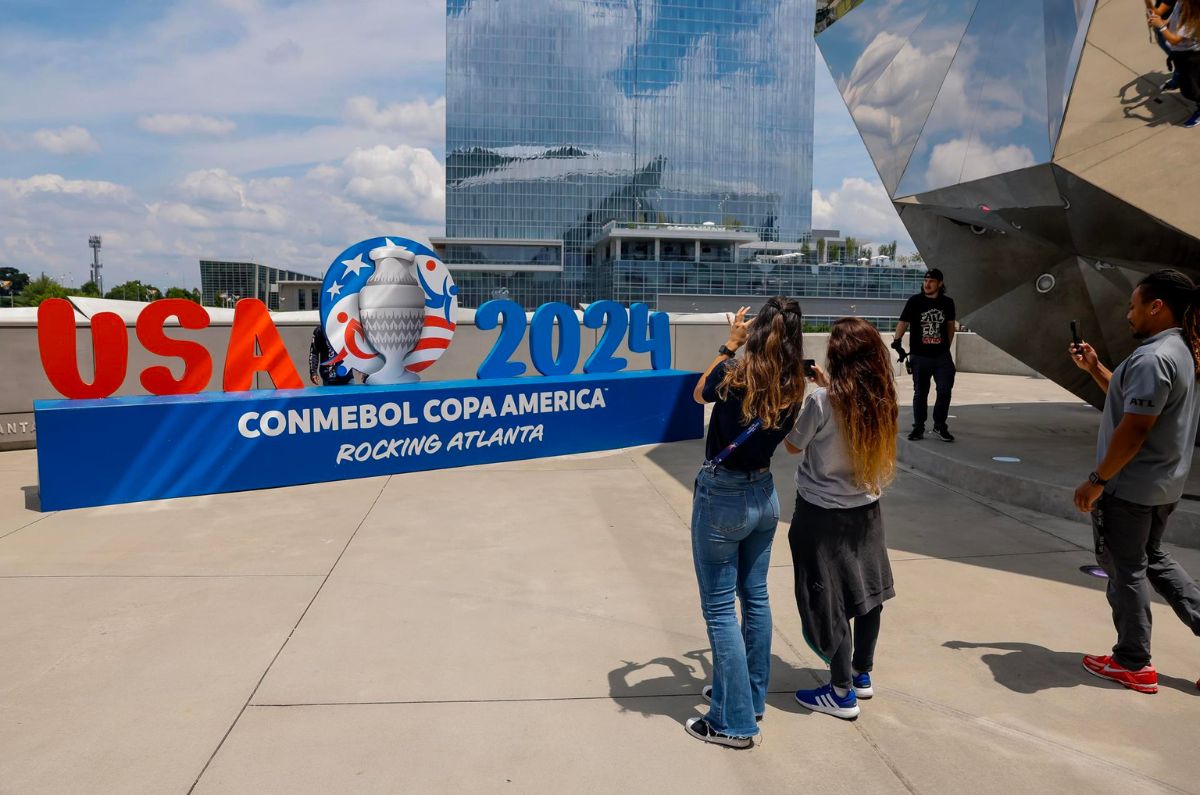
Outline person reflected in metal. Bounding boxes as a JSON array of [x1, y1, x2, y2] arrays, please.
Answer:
[[686, 297, 807, 749], [785, 318, 898, 720], [893, 268, 957, 442], [1150, 0, 1200, 127], [1069, 270, 1200, 694], [1146, 0, 1180, 91]]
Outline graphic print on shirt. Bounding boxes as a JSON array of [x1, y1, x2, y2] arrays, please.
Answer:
[[920, 308, 945, 345]]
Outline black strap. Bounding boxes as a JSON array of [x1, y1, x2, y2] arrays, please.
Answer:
[[707, 419, 762, 469]]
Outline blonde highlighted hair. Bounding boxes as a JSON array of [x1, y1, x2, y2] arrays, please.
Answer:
[[825, 317, 899, 494], [717, 297, 807, 429]]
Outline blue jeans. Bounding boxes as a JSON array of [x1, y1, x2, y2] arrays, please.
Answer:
[[691, 467, 779, 737]]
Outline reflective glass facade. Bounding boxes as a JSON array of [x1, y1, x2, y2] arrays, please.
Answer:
[[446, 0, 816, 308], [199, 261, 321, 311]]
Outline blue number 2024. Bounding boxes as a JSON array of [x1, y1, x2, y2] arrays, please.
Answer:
[[474, 300, 671, 380]]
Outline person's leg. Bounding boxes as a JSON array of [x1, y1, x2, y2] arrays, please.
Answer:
[[932, 352, 956, 430], [1145, 503, 1200, 638], [829, 627, 854, 690], [736, 478, 778, 720], [851, 605, 884, 674], [1092, 494, 1155, 669], [691, 472, 758, 737], [910, 355, 932, 431]]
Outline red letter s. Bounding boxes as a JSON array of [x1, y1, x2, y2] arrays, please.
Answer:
[[136, 299, 213, 395]]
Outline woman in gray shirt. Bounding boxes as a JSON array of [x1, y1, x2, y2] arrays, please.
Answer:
[[785, 317, 899, 720]]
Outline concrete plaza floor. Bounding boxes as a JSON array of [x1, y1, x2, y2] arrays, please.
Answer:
[[1, 374, 1198, 793]]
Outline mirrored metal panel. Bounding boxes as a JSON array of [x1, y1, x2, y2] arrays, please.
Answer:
[[1043, 0, 1096, 147], [815, 0, 870, 34], [896, 0, 1053, 198]]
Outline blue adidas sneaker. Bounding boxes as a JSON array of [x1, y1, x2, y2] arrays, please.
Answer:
[[795, 683, 859, 720], [852, 671, 873, 699]]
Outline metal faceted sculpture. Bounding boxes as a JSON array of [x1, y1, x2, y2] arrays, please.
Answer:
[[816, 0, 1200, 405]]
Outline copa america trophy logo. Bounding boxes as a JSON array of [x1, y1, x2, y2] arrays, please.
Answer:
[[319, 236, 458, 384]]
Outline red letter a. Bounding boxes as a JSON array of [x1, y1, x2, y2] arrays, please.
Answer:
[[37, 298, 127, 399], [223, 298, 303, 391]]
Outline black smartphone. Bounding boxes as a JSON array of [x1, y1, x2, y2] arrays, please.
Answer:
[[1070, 320, 1081, 352], [803, 358, 816, 378]]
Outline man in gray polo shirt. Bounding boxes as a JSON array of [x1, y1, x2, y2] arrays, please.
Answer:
[[1070, 269, 1200, 694]]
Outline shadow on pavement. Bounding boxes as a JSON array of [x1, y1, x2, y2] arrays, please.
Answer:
[[943, 640, 1199, 696], [607, 649, 823, 723]]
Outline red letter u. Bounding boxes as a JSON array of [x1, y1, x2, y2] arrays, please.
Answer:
[[37, 298, 128, 399]]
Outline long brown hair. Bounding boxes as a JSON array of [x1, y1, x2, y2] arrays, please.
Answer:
[[1179, 0, 1199, 33], [826, 317, 899, 494], [717, 296, 806, 429]]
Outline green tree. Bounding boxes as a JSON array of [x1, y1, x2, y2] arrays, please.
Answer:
[[78, 280, 101, 297], [165, 287, 201, 302], [14, 275, 70, 306], [0, 267, 31, 295], [105, 280, 162, 302]]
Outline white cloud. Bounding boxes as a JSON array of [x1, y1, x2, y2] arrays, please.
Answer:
[[176, 169, 246, 209], [812, 177, 912, 246], [925, 139, 1036, 189], [344, 96, 446, 141], [138, 113, 236, 136], [0, 166, 441, 290], [31, 126, 99, 155], [0, 173, 131, 201], [340, 144, 445, 222]]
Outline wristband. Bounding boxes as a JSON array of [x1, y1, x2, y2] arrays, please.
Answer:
[[1088, 471, 1109, 486]]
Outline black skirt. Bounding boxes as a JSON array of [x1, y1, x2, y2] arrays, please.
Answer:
[[1176, 49, 1200, 104], [788, 495, 895, 664]]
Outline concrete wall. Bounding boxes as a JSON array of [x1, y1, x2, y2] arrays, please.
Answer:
[[1, 304, 1008, 449], [954, 332, 1040, 377]]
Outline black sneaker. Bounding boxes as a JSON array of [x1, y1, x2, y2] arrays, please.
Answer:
[[932, 426, 955, 442], [907, 427, 924, 441], [701, 685, 763, 721], [684, 717, 754, 748]]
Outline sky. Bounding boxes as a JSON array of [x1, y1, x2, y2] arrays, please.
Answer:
[[0, 0, 912, 292]]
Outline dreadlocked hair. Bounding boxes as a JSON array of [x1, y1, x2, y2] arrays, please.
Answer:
[[1138, 269, 1200, 378], [718, 296, 807, 429], [825, 317, 899, 495]]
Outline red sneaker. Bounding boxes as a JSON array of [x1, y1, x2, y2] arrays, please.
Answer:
[[1082, 654, 1158, 694]]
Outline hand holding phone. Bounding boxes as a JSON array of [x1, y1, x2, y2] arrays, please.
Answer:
[[1070, 320, 1081, 354], [803, 358, 816, 378]]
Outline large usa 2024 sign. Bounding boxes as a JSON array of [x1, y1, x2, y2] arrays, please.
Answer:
[[33, 236, 703, 510]]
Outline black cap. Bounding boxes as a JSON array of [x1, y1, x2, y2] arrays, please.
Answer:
[[926, 268, 944, 282]]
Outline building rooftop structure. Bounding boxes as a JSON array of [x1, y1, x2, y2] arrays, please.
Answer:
[[199, 260, 321, 312]]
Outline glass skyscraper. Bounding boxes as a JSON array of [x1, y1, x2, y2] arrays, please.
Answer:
[[439, 0, 817, 308]]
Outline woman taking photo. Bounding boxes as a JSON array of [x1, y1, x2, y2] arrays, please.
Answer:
[[687, 297, 807, 748], [785, 317, 898, 720]]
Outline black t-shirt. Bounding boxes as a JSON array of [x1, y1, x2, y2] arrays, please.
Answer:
[[702, 360, 799, 471], [900, 293, 956, 356]]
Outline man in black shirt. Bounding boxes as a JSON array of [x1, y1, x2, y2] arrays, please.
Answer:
[[308, 327, 354, 386], [893, 268, 957, 442]]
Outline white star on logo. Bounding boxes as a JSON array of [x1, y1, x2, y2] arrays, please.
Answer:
[[326, 281, 343, 299], [341, 253, 371, 278]]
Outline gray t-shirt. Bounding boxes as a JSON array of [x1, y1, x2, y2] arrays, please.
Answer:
[[786, 388, 879, 510], [1098, 327, 1200, 505]]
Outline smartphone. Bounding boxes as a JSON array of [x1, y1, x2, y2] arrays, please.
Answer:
[[803, 358, 816, 378], [1070, 320, 1081, 353]]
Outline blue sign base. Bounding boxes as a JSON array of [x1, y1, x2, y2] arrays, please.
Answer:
[[34, 370, 704, 511]]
